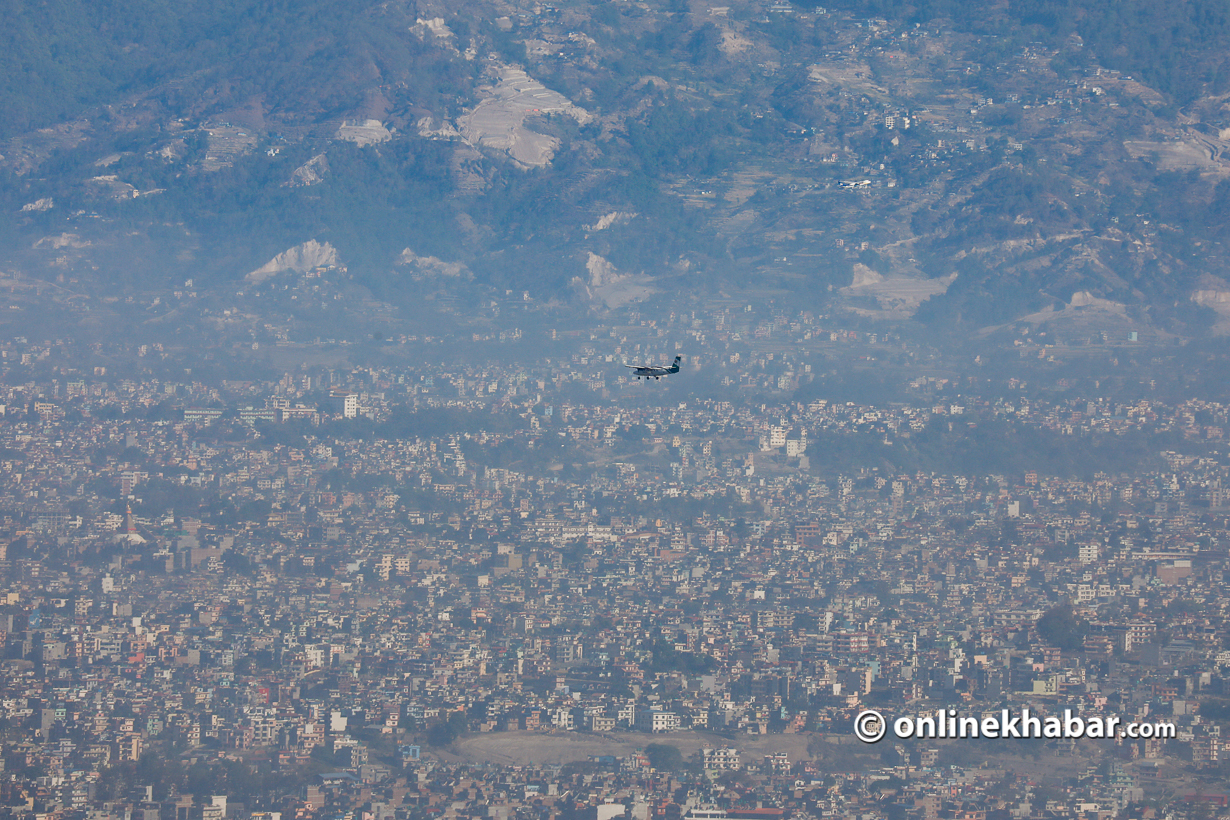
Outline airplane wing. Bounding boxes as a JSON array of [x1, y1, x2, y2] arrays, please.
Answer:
[[624, 361, 675, 375]]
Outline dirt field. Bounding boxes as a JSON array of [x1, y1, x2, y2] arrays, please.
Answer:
[[444, 730, 817, 766]]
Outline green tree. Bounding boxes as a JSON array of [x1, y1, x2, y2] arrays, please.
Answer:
[[1036, 604, 1087, 651], [644, 743, 684, 772]]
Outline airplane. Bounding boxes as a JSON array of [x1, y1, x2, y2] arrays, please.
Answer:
[[625, 355, 682, 381]]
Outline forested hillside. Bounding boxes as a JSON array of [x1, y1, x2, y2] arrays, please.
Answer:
[[0, 0, 426, 138], [4, 0, 1230, 337]]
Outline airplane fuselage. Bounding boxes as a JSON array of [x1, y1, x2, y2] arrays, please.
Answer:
[[626, 355, 682, 381]]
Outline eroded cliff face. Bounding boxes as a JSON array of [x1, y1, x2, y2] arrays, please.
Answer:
[[247, 241, 341, 284], [1192, 275, 1230, 334], [570, 252, 658, 311], [396, 249, 471, 282]]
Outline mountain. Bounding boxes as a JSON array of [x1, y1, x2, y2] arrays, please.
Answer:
[[4, 0, 1230, 339]]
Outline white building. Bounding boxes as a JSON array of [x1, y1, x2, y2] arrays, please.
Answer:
[[701, 746, 740, 770], [329, 390, 358, 418], [635, 708, 681, 733]]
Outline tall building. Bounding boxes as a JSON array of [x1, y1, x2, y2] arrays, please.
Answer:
[[329, 390, 358, 419]]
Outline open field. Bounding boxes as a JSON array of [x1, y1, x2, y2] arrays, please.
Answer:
[[443, 730, 816, 766]]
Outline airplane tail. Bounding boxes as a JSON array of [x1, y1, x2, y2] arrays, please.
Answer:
[[670, 355, 682, 373]]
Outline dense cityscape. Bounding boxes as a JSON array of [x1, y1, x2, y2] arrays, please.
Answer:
[[6, 0, 1230, 815], [0, 294, 1228, 820]]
